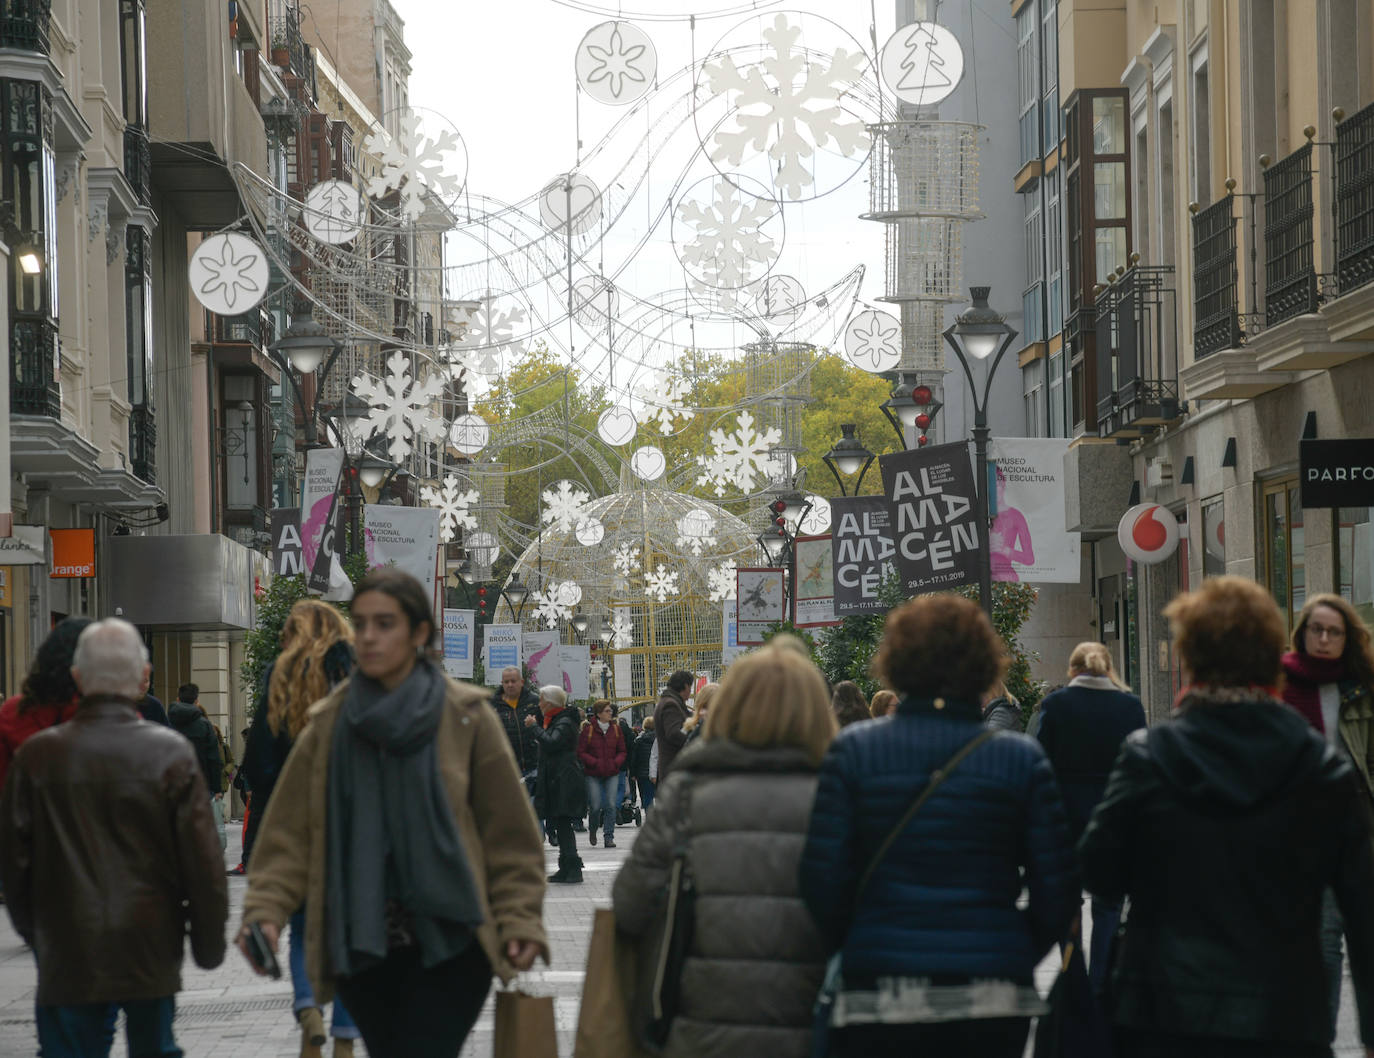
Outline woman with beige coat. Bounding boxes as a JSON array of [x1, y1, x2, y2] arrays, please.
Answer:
[[237, 569, 549, 1058]]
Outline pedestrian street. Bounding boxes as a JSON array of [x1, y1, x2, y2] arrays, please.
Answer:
[[0, 819, 1365, 1057]]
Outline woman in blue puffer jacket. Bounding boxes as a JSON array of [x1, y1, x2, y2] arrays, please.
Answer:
[[800, 592, 1080, 1058]]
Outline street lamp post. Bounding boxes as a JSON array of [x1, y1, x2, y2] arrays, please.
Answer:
[[502, 576, 531, 622], [942, 287, 1018, 620], [822, 424, 875, 496], [267, 306, 343, 447]]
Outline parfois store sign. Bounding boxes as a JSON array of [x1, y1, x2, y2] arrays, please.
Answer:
[[1301, 439, 1374, 508]]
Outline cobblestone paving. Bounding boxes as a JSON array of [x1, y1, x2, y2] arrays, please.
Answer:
[[0, 820, 1364, 1056]]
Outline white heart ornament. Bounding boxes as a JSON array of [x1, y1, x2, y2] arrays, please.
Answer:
[[597, 406, 637, 447], [630, 445, 666, 481]]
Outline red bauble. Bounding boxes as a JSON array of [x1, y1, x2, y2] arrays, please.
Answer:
[[917, 434, 929, 447], [477, 587, 487, 596], [914, 413, 931, 430], [913, 385, 933, 406]]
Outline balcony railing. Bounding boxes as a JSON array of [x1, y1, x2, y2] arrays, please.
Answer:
[[123, 125, 152, 205], [1096, 265, 1181, 440], [10, 318, 59, 417], [129, 403, 156, 485], [0, 0, 50, 54], [1191, 195, 1243, 357], [1336, 100, 1374, 295], [269, 7, 317, 105], [1263, 143, 1319, 325], [207, 308, 275, 348]]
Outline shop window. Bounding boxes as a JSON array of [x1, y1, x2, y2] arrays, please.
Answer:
[[1338, 506, 1374, 630], [1261, 478, 1306, 631], [1202, 497, 1225, 578]]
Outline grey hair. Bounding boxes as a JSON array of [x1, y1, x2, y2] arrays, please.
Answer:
[[501, 667, 521, 679], [71, 618, 148, 699], [539, 684, 568, 709]]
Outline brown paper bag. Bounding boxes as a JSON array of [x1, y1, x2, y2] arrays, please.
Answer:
[[494, 985, 557, 1058], [574, 908, 655, 1058]]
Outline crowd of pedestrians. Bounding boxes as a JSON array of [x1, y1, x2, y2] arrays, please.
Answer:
[[1, 568, 1374, 1058]]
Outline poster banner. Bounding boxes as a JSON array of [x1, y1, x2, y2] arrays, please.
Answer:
[[560, 644, 591, 701], [0, 525, 47, 566], [792, 534, 838, 627], [879, 442, 980, 594], [721, 597, 746, 666], [442, 609, 475, 680], [362, 505, 442, 606], [987, 438, 1081, 583], [736, 567, 786, 645], [485, 624, 522, 674], [302, 448, 345, 592], [270, 508, 304, 577], [522, 630, 561, 689], [830, 496, 897, 615]]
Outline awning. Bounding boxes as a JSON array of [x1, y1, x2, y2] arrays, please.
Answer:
[[104, 534, 269, 630]]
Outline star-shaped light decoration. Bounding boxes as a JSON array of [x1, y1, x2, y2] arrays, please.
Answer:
[[576, 21, 657, 106], [189, 233, 270, 315]]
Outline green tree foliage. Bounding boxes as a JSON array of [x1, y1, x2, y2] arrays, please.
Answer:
[[954, 582, 1046, 717], [797, 354, 903, 497]]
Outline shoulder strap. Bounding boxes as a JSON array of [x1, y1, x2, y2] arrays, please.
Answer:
[[854, 729, 998, 902]]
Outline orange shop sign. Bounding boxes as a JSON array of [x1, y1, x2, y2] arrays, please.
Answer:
[[49, 529, 95, 579]]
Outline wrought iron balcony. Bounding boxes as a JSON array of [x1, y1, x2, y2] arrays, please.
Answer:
[[268, 6, 317, 105], [1191, 195, 1243, 357], [10, 318, 59, 417], [129, 403, 156, 485], [1336, 100, 1374, 295], [207, 307, 275, 348], [1095, 265, 1181, 440], [1263, 143, 1319, 325], [123, 125, 152, 205], [0, 0, 50, 54]]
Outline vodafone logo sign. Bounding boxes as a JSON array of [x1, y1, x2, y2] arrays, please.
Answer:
[[1117, 503, 1180, 564]]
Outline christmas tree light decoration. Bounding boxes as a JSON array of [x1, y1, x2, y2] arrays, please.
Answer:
[[597, 406, 638, 447], [420, 476, 479, 542], [708, 559, 738, 602], [630, 445, 667, 481], [448, 413, 491, 456], [695, 411, 784, 496], [644, 563, 680, 603], [538, 172, 603, 236], [351, 351, 447, 462], [701, 13, 870, 201], [675, 508, 718, 556], [364, 111, 465, 222], [799, 494, 832, 535], [752, 274, 806, 325], [879, 22, 965, 107], [843, 308, 903, 373], [673, 176, 783, 303], [189, 233, 269, 314], [541, 479, 593, 532], [575, 517, 606, 546], [576, 21, 657, 106], [304, 179, 364, 245]]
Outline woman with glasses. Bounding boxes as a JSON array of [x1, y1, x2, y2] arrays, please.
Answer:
[[1281, 593, 1374, 1041]]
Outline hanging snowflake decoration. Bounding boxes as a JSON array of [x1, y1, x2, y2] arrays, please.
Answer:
[[708, 560, 739, 602], [533, 582, 575, 629], [695, 411, 784, 496], [632, 371, 695, 435], [611, 612, 634, 649], [364, 111, 464, 222], [675, 509, 718, 557], [419, 475, 479, 543], [541, 479, 592, 533], [701, 13, 870, 201], [351, 350, 447, 462], [612, 544, 641, 578], [454, 294, 526, 376], [674, 176, 783, 306], [644, 564, 680, 603]]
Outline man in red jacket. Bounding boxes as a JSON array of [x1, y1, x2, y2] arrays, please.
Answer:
[[577, 699, 627, 848]]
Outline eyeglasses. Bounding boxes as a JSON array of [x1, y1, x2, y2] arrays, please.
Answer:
[[1306, 624, 1346, 641]]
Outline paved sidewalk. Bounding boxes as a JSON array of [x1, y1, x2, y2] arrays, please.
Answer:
[[0, 818, 1365, 1056]]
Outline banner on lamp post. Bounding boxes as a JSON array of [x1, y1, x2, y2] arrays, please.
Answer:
[[560, 645, 591, 701], [441, 609, 475, 680], [302, 448, 345, 593], [792, 534, 838, 627], [484, 624, 522, 674], [879, 441, 981, 594], [721, 596, 746, 666], [986, 438, 1081, 583], [522, 630, 561, 690], [830, 496, 897, 615], [362, 505, 442, 607], [270, 508, 304, 577], [736, 567, 786, 645]]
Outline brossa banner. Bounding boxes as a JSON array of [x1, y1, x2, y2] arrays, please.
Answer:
[[879, 442, 980, 594], [830, 496, 897, 615], [986, 438, 1080, 583]]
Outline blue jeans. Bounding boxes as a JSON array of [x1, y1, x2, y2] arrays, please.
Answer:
[[585, 774, 619, 840], [36, 996, 179, 1057], [617, 769, 628, 804], [1088, 898, 1121, 995], [289, 910, 359, 1038]]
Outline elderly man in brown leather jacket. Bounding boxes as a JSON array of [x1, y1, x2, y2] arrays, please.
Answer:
[[0, 618, 227, 1056]]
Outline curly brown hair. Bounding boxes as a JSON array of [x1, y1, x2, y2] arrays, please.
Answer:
[[831, 681, 871, 727], [267, 599, 354, 739], [1162, 576, 1286, 689], [874, 593, 1007, 704], [1293, 593, 1374, 690]]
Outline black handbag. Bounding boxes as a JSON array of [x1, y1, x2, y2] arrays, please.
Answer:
[[1031, 917, 1114, 1058]]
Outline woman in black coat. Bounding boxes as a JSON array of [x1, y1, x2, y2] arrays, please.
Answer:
[[526, 685, 588, 884]]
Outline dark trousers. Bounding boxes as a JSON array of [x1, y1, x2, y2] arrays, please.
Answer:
[[1116, 1029, 1333, 1058], [335, 943, 491, 1058], [553, 815, 579, 871], [637, 776, 655, 810], [832, 1017, 1029, 1058], [36, 996, 179, 1058]]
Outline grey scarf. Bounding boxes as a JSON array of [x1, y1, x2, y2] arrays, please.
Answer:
[[326, 658, 484, 975]]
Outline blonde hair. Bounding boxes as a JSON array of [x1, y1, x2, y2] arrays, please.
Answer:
[[685, 682, 719, 734], [268, 600, 354, 739], [705, 648, 836, 765], [869, 689, 899, 718], [1066, 642, 1129, 690]]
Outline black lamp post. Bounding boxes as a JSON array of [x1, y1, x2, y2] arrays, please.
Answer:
[[267, 306, 344, 447], [942, 286, 1018, 620], [822, 424, 875, 496], [502, 576, 531, 622]]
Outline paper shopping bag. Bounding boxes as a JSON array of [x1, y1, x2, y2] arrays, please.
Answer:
[[574, 908, 654, 1058], [494, 986, 557, 1058]]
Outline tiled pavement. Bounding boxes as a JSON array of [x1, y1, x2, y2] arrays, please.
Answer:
[[0, 819, 1365, 1056]]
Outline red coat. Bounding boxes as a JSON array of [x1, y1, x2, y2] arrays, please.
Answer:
[[577, 719, 627, 779], [0, 694, 78, 791]]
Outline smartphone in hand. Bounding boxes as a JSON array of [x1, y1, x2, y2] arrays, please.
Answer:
[[244, 922, 281, 979]]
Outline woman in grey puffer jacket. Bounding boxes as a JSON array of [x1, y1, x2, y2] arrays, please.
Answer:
[[613, 646, 836, 1058]]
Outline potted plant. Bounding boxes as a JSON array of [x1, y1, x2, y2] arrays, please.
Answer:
[[270, 34, 290, 67]]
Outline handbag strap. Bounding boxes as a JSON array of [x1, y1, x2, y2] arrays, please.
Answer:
[[854, 729, 997, 902]]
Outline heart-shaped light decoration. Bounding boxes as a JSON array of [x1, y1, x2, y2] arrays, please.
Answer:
[[630, 445, 666, 481], [597, 405, 637, 447]]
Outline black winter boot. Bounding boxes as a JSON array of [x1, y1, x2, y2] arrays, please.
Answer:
[[552, 854, 583, 884]]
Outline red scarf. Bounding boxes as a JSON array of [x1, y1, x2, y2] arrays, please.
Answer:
[[1280, 650, 1348, 733]]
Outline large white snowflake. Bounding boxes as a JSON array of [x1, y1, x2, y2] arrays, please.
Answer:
[[533, 582, 575, 629], [351, 351, 446, 462], [419, 475, 479, 543], [364, 112, 463, 222], [541, 480, 592, 533], [695, 411, 784, 496], [644, 564, 680, 603], [633, 371, 695, 435], [708, 560, 738, 602], [677, 180, 780, 297], [611, 612, 634, 649], [458, 295, 526, 373], [612, 544, 641, 577], [703, 14, 870, 200], [675, 509, 718, 557]]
